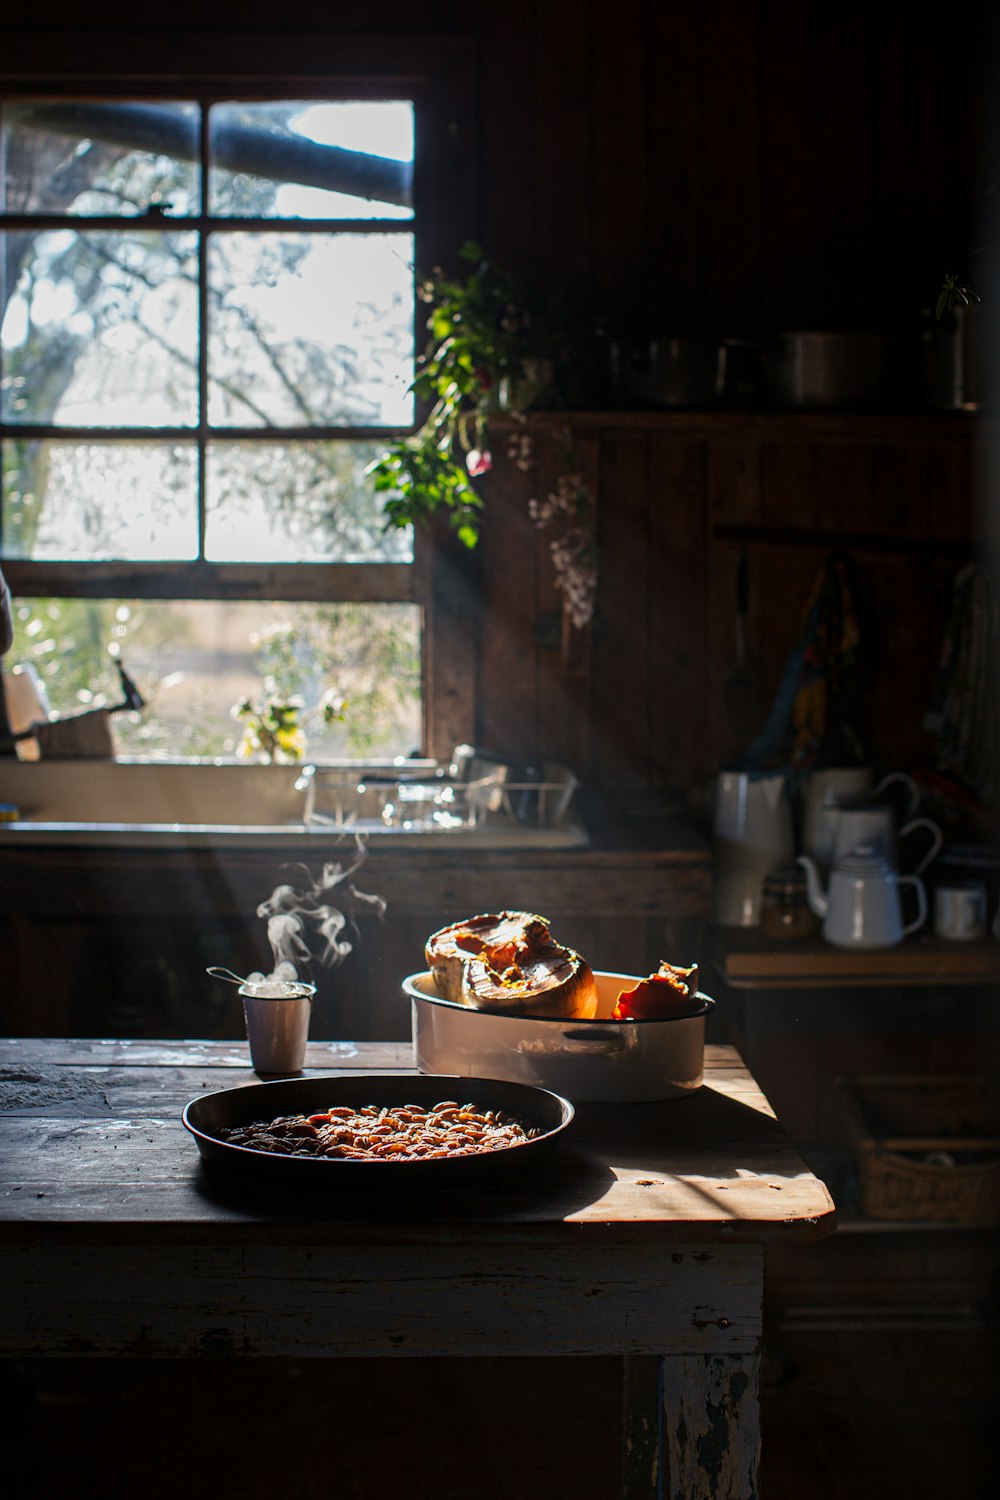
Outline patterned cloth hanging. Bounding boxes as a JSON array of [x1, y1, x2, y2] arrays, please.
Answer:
[[741, 552, 867, 773], [923, 562, 999, 810]]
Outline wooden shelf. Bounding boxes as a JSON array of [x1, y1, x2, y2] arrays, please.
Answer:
[[711, 932, 1000, 990], [834, 1215, 997, 1234], [712, 523, 970, 557], [490, 409, 979, 441]]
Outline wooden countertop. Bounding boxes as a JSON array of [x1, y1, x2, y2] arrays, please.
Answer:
[[0, 816, 712, 920]]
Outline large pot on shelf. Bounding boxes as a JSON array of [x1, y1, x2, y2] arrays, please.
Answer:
[[402, 970, 713, 1104], [760, 331, 893, 409]]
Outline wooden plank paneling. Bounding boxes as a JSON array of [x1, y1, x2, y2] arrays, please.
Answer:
[[814, 445, 877, 535], [591, 0, 650, 324], [479, 0, 537, 269], [423, 524, 482, 761], [807, 10, 876, 331], [872, 444, 936, 536], [536, 432, 599, 770], [760, 442, 819, 529], [756, 3, 819, 331], [476, 457, 541, 758], [646, 0, 705, 325], [649, 437, 708, 786], [928, 437, 975, 540], [533, 0, 595, 309], [591, 437, 654, 786], [699, 1, 760, 335], [706, 440, 763, 765]]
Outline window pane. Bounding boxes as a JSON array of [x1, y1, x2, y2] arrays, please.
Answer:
[[8, 597, 422, 760], [207, 231, 413, 427], [206, 440, 412, 562], [1, 100, 199, 216], [2, 439, 198, 560], [208, 101, 413, 220], [1, 228, 199, 426]]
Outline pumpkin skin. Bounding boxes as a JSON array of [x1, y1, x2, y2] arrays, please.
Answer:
[[612, 962, 700, 1021]]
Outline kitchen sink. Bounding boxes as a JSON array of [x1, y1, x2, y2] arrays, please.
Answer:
[[0, 757, 306, 827], [0, 757, 587, 849]]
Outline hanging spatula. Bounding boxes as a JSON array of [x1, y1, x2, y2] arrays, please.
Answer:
[[723, 549, 763, 739]]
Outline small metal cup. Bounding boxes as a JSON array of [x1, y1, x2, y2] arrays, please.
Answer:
[[239, 981, 315, 1074]]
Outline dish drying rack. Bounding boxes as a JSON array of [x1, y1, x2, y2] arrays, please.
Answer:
[[295, 758, 578, 834]]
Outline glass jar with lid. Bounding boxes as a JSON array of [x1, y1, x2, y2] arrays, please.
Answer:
[[759, 864, 820, 941]]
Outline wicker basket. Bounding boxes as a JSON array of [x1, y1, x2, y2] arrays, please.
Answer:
[[839, 1075, 1000, 1224]]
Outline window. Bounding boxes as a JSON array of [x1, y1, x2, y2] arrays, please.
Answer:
[[0, 94, 429, 760]]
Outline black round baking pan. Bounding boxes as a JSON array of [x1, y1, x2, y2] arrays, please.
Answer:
[[182, 1072, 574, 1186]]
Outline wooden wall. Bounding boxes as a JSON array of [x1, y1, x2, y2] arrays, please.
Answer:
[[475, 1, 992, 339], [6, 2, 992, 330], [4, 1, 993, 797], [477, 412, 977, 800]]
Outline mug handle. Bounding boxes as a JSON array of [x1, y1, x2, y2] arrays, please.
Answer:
[[899, 875, 928, 935], [874, 770, 920, 820], [898, 817, 943, 876]]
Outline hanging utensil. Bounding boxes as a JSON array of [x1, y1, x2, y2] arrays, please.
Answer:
[[722, 549, 763, 738]]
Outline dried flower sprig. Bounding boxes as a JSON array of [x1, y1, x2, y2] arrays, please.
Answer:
[[526, 435, 598, 630]]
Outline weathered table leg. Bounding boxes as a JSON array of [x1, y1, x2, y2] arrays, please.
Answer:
[[623, 1350, 761, 1499], [622, 1354, 663, 1498]]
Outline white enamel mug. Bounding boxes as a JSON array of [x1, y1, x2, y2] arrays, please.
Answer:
[[934, 881, 987, 942]]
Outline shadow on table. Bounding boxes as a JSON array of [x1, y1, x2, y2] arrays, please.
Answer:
[[191, 1141, 616, 1222]]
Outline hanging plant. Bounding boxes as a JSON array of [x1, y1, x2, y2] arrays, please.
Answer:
[[369, 242, 560, 549]]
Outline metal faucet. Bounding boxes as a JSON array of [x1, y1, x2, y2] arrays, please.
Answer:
[[112, 661, 145, 714]]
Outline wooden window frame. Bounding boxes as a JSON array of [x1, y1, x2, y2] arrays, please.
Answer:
[[0, 33, 479, 759]]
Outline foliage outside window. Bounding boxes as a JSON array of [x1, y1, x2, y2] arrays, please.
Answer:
[[0, 96, 423, 760]]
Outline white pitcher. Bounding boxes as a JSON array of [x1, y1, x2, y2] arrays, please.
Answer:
[[797, 844, 927, 949], [830, 802, 942, 876], [712, 770, 794, 927], [802, 767, 921, 865]]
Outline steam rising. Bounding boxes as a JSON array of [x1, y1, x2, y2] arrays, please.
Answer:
[[244, 840, 386, 995]]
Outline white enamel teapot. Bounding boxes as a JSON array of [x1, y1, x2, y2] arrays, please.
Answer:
[[796, 843, 928, 949]]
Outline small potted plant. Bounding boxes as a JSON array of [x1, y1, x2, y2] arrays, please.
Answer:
[[927, 269, 983, 410]]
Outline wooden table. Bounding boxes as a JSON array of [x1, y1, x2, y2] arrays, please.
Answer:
[[0, 1037, 835, 1499]]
